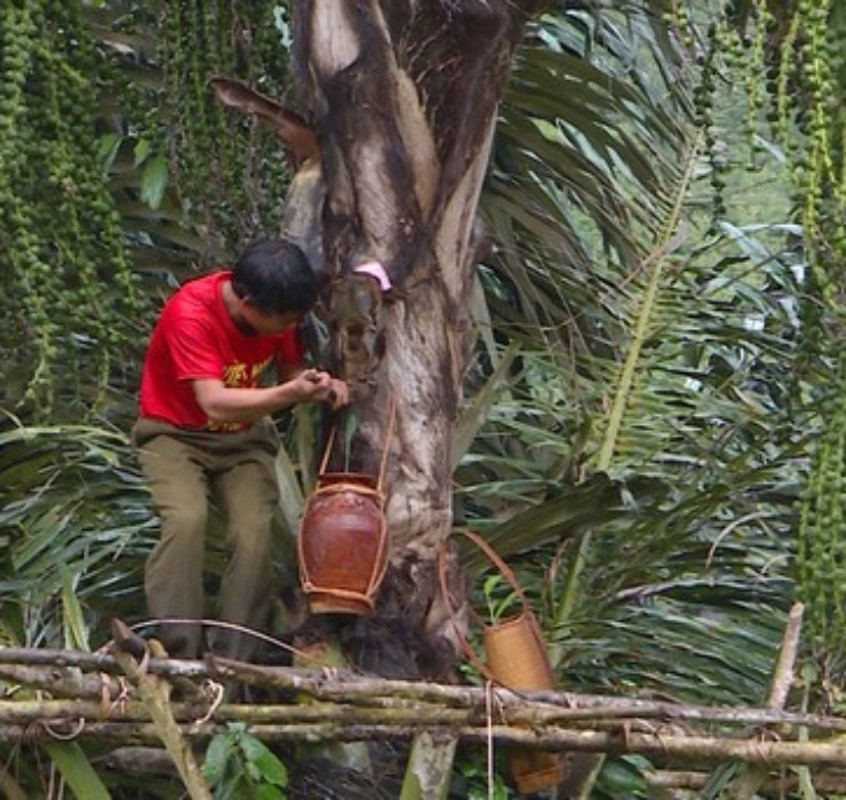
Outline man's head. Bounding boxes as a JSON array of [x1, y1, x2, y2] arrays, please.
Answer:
[[230, 238, 317, 335], [232, 238, 317, 313]]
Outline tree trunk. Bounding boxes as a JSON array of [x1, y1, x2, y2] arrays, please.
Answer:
[[291, 0, 531, 649]]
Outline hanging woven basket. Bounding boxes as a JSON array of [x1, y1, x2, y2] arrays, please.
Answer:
[[440, 528, 566, 794], [298, 401, 395, 615]]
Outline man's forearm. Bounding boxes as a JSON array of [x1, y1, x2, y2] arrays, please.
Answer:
[[192, 381, 303, 424]]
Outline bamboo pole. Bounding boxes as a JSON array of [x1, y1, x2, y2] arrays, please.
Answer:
[[6, 644, 846, 774], [646, 769, 846, 794], [0, 694, 841, 748], [2, 649, 846, 734], [731, 601, 804, 799], [6, 718, 846, 769]]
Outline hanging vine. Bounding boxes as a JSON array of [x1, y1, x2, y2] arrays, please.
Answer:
[[790, 0, 846, 678], [688, 5, 766, 222], [798, 364, 846, 670], [715, 0, 846, 677], [152, 0, 295, 258], [0, 0, 143, 420], [683, 0, 846, 678], [744, 0, 772, 160]]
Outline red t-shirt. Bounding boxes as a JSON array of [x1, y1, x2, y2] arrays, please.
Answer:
[[139, 271, 304, 431]]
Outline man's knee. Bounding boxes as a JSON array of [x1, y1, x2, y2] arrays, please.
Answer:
[[228, 513, 273, 556], [160, 503, 208, 540]]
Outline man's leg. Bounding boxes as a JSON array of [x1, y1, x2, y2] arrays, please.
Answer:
[[210, 451, 279, 662], [138, 435, 209, 659]]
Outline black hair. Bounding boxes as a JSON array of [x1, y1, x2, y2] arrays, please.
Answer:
[[231, 238, 318, 315]]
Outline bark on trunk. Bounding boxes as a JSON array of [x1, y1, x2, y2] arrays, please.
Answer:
[[290, 0, 529, 644]]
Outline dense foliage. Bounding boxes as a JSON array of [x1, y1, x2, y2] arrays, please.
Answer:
[[2, 0, 846, 797], [0, 1, 143, 420]]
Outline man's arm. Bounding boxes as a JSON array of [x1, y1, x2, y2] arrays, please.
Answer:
[[193, 369, 348, 425]]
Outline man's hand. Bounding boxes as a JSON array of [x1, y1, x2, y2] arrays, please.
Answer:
[[292, 369, 350, 410], [326, 376, 350, 410]]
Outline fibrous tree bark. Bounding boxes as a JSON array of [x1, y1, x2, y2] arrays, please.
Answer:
[[286, 0, 538, 652]]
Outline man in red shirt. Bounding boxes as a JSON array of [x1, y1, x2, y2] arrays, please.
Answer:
[[133, 238, 348, 662]]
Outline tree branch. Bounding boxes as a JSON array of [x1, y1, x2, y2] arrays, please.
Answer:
[[110, 625, 211, 800]]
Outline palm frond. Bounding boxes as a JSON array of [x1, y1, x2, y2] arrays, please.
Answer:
[[0, 422, 155, 647], [456, 4, 806, 715]]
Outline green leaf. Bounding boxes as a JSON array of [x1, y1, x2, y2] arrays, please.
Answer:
[[239, 735, 288, 787], [482, 574, 503, 599], [341, 408, 359, 472], [253, 750, 288, 788], [140, 153, 168, 209], [132, 137, 152, 166], [598, 757, 649, 796], [96, 132, 122, 172], [202, 733, 234, 785], [43, 742, 111, 800], [61, 568, 90, 651], [245, 760, 262, 783], [215, 766, 247, 800]]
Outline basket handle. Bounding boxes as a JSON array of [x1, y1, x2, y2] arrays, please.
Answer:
[[438, 529, 549, 686], [458, 528, 531, 610], [438, 536, 495, 682], [376, 395, 397, 493], [317, 393, 397, 492]]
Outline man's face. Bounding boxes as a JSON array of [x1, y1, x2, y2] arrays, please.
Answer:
[[241, 302, 302, 336]]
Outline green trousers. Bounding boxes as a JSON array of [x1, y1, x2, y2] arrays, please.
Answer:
[[133, 418, 280, 661]]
